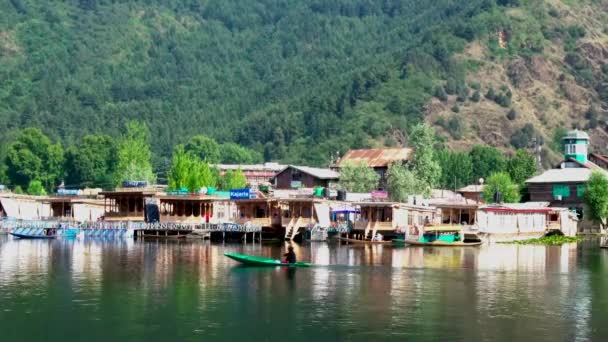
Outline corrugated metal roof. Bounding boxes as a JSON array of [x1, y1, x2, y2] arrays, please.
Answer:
[[290, 166, 340, 180], [337, 148, 413, 168], [525, 168, 593, 183], [215, 162, 286, 172]]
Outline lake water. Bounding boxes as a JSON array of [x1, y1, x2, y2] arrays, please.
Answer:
[[1, 236, 608, 341]]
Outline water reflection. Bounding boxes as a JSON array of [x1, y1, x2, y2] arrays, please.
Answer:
[[1, 236, 608, 341]]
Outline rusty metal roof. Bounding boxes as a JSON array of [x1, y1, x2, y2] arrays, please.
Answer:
[[337, 148, 413, 168]]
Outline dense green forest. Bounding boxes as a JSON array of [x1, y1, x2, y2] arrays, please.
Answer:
[[0, 0, 606, 189], [0, 0, 526, 165]]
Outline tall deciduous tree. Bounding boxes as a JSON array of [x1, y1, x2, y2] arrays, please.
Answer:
[[338, 162, 379, 193], [114, 121, 156, 185], [167, 145, 192, 190], [65, 134, 117, 188], [184, 135, 221, 164], [187, 161, 216, 192], [219, 169, 248, 190], [409, 123, 440, 195], [386, 163, 419, 202], [436, 149, 473, 190], [507, 150, 537, 185], [6, 128, 64, 191], [470, 145, 507, 181], [584, 171, 608, 230], [483, 172, 520, 203]]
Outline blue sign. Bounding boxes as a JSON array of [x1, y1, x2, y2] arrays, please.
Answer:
[[230, 188, 251, 200]]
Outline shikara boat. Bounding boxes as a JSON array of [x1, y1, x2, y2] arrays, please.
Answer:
[[337, 236, 393, 245], [393, 225, 482, 247], [224, 253, 312, 267], [398, 239, 482, 247], [10, 228, 57, 239]]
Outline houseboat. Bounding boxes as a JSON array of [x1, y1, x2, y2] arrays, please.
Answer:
[[475, 202, 578, 243], [342, 201, 439, 244]]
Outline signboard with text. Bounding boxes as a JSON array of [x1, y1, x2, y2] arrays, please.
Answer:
[[371, 191, 389, 199], [230, 188, 251, 200]]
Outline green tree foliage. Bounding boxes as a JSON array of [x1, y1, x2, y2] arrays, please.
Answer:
[[507, 150, 537, 185], [187, 162, 217, 192], [114, 121, 156, 185], [0, 0, 531, 166], [483, 172, 520, 203], [550, 127, 568, 153], [167, 145, 192, 190], [168, 145, 218, 192], [219, 169, 248, 190], [386, 163, 419, 202], [338, 162, 379, 193], [584, 171, 608, 230], [510, 123, 536, 149], [65, 135, 117, 188], [26, 180, 46, 196], [13, 185, 24, 194], [184, 135, 221, 164], [470, 145, 507, 181], [436, 150, 473, 190], [6, 128, 64, 191], [220, 143, 263, 164], [409, 123, 441, 194]]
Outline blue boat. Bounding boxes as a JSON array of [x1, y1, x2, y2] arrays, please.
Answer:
[[10, 228, 57, 239]]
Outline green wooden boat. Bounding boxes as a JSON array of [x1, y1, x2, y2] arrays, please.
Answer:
[[224, 253, 312, 267]]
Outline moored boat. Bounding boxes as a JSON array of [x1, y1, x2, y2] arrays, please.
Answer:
[[10, 228, 57, 239], [395, 225, 482, 247], [337, 236, 393, 245], [224, 253, 312, 267]]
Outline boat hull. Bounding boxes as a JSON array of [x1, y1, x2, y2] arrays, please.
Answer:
[[395, 239, 482, 247], [224, 253, 311, 267], [10, 233, 56, 239], [338, 237, 393, 245]]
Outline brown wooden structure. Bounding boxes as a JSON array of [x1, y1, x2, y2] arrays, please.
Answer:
[[351, 202, 439, 240], [100, 189, 158, 222], [273, 166, 339, 189], [158, 195, 232, 224]]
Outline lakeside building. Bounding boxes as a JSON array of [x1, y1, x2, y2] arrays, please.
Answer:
[[232, 197, 330, 240], [476, 203, 578, 243], [456, 184, 485, 203], [427, 191, 479, 226], [349, 201, 439, 240], [215, 162, 285, 187], [335, 148, 412, 188], [157, 194, 233, 224], [46, 197, 105, 222], [0, 194, 51, 220], [272, 165, 339, 189], [525, 130, 606, 233], [99, 188, 159, 222]]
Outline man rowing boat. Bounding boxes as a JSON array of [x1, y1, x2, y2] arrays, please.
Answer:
[[283, 246, 296, 264]]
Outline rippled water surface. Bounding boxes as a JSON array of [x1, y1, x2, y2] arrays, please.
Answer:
[[1, 236, 608, 341]]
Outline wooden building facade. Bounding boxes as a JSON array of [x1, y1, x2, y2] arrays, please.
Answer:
[[273, 166, 339, 189]]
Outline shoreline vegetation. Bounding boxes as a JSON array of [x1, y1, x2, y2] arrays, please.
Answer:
[[498, 235, 582, 245]]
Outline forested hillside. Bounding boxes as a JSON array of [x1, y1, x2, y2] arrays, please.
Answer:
[[0, 0, 607, 175]]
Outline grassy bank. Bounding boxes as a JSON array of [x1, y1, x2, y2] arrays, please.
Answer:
[[499, 235, 583, 245]]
